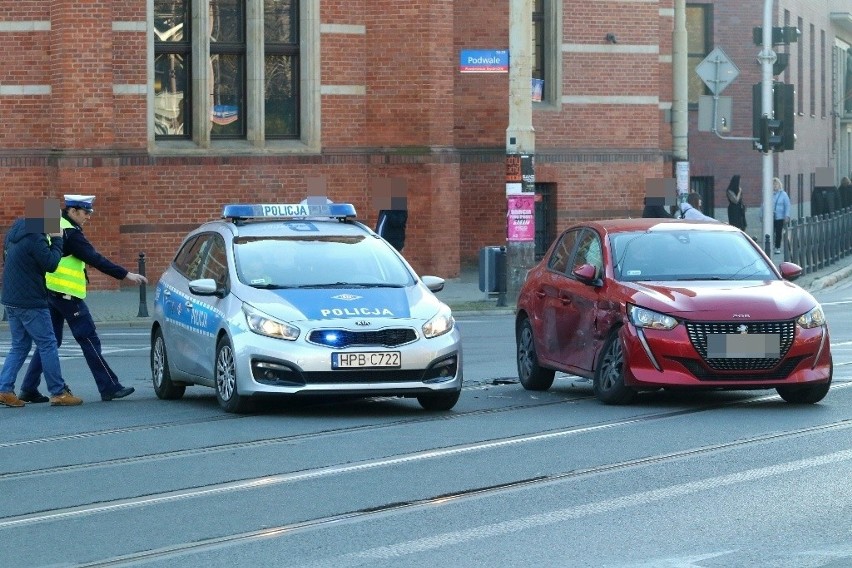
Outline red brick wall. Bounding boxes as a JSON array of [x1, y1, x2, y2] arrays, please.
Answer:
[[49, 0, 115, 149], [0, 2, 51, 147], [0, 0, 677, 288], [365, 1, 455, 148]]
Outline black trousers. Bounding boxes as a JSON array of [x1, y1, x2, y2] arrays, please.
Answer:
[[773, 219, 785, 249]]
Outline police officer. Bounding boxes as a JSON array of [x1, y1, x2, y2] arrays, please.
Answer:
[[18, 195, 148, 402]]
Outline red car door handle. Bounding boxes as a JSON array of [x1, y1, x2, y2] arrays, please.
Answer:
[[560, 295, 572, 305]]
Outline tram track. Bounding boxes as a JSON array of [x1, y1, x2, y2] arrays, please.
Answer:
[[69, 411, 852, 567], [0, 385, 826, 531], [0, 392, 592, 480]]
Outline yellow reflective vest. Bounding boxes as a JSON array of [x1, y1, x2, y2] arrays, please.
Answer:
[[44, 218, 87, 299]]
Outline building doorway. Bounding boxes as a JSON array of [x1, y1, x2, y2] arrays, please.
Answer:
[[534, 183, 556, 260]]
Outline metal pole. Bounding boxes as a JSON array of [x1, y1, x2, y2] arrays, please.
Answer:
[[759, 0, 777, 256], [672, 0, 690, 203], [672, 0, 688, 162], [136, 252, 149, 317], [506, 0, 536, 306]]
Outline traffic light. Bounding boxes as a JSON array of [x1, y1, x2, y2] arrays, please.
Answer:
[[752, 82, 795, 152], [759, 116, 784, 152], [774, 82, 795, 151], [752, 26, 801, 46]]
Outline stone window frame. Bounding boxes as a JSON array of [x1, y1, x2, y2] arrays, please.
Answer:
[[533, 0, 562, 110], [149, 0, 320, 154], [686, 3, 713, 107]]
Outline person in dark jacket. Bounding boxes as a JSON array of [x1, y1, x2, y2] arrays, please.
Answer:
[[376, 209, 408, 252], [725, 175, 747, 231], [641, 197, 672, 218], [0, 201, 82, 407], [19, 195, 147, 403], [840, 176, 852, 210]]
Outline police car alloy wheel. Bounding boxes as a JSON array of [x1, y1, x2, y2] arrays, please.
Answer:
[[216, 336, 252, 413]]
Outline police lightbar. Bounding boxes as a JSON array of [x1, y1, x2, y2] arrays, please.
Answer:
[[222, 203, 357, 221]]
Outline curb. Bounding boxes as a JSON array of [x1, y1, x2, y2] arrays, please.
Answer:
[[805, 265, 852, 293]]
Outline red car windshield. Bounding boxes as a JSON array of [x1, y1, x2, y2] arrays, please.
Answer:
[[610, 231, 777, 282]]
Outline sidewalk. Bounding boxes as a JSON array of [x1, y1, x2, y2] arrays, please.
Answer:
[[7, 255, 852, 325]]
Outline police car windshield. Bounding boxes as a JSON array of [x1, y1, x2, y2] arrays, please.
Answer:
[[611, 230, 776, 282], [234, 235, 415, 288]]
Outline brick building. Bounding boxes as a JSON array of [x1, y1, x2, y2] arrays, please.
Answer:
[[687, 0, 852, 224], [0, 1, 675, 290]]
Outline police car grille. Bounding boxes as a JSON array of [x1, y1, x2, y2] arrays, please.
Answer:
[[684, 320, 795, 371], [308, 328, 417, 348], [303, 370, 428, 384]]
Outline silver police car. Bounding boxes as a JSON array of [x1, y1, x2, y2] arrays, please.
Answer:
[[150, 202, 462, 413]]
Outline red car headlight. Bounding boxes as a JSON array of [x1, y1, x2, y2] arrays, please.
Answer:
[[628, 304, 679, 331], [796, 305, 826, 329]]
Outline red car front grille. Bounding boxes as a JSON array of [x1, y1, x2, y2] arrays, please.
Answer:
[[684, 320, 796, 371]]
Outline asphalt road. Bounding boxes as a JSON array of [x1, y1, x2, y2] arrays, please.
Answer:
[[1, 283, 851, 568]]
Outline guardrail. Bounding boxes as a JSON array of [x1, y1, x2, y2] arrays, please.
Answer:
[[783, 207, 852, 275]]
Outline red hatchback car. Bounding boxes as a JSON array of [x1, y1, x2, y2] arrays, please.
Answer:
[[515, 218, 832, 404]]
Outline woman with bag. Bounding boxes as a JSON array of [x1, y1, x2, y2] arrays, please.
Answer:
[[726, 174, 747, 231]]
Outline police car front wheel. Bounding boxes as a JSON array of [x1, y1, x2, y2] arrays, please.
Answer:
[[215, 336, 253, 414]]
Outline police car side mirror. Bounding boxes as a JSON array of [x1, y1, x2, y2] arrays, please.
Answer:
[[189, 278, 220, 296], [421, 275, 445, 293]]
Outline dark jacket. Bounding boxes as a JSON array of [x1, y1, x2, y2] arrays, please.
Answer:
[[376, 209, 408, 252], [641, 203, 672, 219], [61, 212, 128, 281], [2, 218, 64, 308]]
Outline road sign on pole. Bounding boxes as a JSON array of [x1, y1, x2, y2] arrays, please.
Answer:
[[695, 47, 740, 95]]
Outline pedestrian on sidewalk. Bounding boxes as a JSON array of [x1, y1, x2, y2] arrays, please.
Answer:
[[679, 192, 717, 221], [374, 178, 408, 252], [19, 195, 147, 403], [771, 178, 791, 255], [0, 198, 82, 407], [839, 176, 852, 210], [725, 175, 747, 231], [641, 196, 672, 218]]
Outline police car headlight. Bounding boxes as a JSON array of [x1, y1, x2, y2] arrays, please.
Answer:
[[423, 305, 455, 338], [243, 305, 300, 341], [797, 305, 826, 329]]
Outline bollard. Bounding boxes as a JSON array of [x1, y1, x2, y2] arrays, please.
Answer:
[[137, 252, 149, 317]]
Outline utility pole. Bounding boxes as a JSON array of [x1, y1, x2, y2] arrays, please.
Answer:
[[758, 0, 777, 255], [505, 0, 536, 304], [672, 0, 689, 195]]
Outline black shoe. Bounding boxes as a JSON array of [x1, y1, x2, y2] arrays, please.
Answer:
[[101, 386, 135, 401], [18, 390, 49, 403]]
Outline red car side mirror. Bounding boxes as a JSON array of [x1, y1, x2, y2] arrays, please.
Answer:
[[778, 261, 802, 281], [573, 263, 598, 283]]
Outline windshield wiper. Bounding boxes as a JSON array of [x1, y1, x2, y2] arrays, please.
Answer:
[[291, 282, 404, 289], [249, 283, 292, 289], [350, 282, 406, 288]]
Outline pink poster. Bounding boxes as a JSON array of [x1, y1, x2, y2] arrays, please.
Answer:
[[507, 194, 535, 242]]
